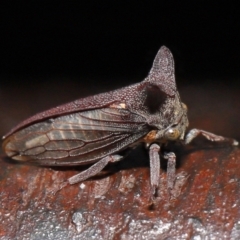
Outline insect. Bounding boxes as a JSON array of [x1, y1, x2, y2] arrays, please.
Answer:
[[2, 46, 238, 197]]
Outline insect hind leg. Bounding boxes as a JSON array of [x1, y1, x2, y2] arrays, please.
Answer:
[[67, 155, 123, 185]]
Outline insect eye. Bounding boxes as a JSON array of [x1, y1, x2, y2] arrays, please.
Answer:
[[165, 128, 180, 140]]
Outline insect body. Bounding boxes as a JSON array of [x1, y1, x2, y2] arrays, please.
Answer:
[[2, 46, 238, 196]]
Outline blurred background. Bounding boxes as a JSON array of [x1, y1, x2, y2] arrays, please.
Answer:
[[0, 1, 240, 145]]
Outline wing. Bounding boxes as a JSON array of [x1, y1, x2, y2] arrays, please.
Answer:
[[3, 108, 150, 166]]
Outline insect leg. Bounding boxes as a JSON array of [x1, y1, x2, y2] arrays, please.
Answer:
[[67, 155, 123, 185], [185, 128, 238, 146], [149, 143, 161, 196], [164, 152, 176, 193]]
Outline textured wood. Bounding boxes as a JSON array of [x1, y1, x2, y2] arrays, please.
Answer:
[[0, 145, 240, 239]]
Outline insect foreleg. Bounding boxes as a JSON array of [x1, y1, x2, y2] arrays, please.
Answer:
[[184, 128, 239, 146], [149, 143, 161, 196], [67, 155, 123, 185]]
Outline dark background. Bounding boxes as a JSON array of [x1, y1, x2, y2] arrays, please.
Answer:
[[1, 1, 240, 81], [0, 1, 240, 139]]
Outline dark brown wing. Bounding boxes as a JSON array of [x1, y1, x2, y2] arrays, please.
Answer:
[[3, 108, 150, 166]]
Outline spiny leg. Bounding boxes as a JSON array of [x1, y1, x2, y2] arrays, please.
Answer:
[[58, 155, 123, 190], [164, 152, 176, 195], [185, 128, 238, 146], [68, 155, 123, 184], [149, 143, 161, 197]]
